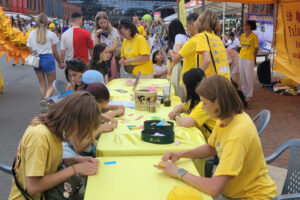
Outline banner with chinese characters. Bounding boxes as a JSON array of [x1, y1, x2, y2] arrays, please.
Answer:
[[274, 2, 300, 83], [178, 0, 186, 29]]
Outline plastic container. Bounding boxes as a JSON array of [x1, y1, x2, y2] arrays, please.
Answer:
[[141, 129, 174, 144]]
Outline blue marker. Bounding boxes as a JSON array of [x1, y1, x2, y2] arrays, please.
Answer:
[[104, 161, 117, 165]]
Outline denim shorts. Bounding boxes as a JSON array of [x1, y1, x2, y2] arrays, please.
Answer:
[[34, 54, 56, 74]]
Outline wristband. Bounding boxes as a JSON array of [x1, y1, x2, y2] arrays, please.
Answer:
[[71, 165, 77, 175], [129, 58, 135, 63]]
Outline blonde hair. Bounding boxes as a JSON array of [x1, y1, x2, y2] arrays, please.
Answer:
[[36, 13, 48, 44], [196, 9, 220, 36], [94, 11, 113, 34]]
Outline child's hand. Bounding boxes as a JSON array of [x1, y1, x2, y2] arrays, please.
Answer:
[[100, 122, 115, 133], [115, 108, 125, 116], [73, 161, 99, 176], [168, 110, 177, 120]]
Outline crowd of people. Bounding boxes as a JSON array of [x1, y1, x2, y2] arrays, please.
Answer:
[[8, 8, 278, 200]]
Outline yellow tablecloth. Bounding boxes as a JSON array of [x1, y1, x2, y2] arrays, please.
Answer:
[[97, 107, 207, 156], [108, 78, 177, 102], [97, 107, 207, 176], [84, 156, 212, 200]]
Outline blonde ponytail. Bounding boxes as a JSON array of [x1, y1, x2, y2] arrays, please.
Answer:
[[36, 13, 48, 44]]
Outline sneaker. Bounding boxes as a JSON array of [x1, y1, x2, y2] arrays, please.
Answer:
[[40, 99, 48, 113]]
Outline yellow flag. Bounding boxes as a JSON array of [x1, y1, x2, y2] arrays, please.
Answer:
[[178, 0, 187, 29]]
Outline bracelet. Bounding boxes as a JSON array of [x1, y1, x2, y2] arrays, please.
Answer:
[[129, 58, 135, 63], [71, 165, 77, 175]]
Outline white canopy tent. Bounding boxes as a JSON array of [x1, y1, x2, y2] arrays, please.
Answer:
[[164, 1, 247, 23]]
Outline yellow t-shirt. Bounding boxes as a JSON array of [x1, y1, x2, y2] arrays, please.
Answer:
[[196, 31, 230, 79], [9, 123, 63, 200], [208, 112, 277, 199], [178, 34, 199, 83], [239, 32, 259, 60], [137, 25, 146, 37], [184, 101, 217, 140], [121, 33, 153, 75]]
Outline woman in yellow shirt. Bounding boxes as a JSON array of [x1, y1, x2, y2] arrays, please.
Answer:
[[168, 69, 216, 140], [239, 20, 259, 102], [9, 91, 101, 200], [156, 75, 277, 199], [118, 19, 153, 78], [195, 10, 230, 79]]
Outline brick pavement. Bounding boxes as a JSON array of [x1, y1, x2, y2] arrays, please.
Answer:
[[244, 77, 300, 169]]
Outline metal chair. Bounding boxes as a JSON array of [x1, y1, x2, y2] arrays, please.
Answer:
[[252, 109, 271, 136], [0, 162, 12, 175], [53, 80, 66, 95], [266, 139, 300, 200]]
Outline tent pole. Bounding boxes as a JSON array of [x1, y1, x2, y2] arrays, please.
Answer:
[[241, 3, 245, 35], [271, 0, 280, 76], [222, 2, 225, 36]]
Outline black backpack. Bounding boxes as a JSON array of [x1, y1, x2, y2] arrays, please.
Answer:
[[257, 60, 271, 84]]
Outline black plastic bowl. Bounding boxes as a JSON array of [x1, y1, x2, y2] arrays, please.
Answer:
[[141, 129, 174, 144]]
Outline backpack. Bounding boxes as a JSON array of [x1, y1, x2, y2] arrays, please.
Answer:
[[257, 60, 271, 84]]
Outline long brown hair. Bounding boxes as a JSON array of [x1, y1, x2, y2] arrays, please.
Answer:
[[196, 9, 220, 36], [196, 75, 243, 119], [94, 11, 113, 33], [36, 13, 48, 44], [32, 91, 101, 142]]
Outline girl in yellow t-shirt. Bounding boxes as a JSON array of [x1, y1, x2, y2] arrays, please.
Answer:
[[239, 20, 259, 102], [9, 91, 101, 200], [156, 75, 277, 199], [118, 19, 153, 78], [168, 69, 216, 140]]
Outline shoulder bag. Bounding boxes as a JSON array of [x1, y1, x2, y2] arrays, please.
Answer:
[[25, 51, 40, 68], [12, 159, 85, 200]]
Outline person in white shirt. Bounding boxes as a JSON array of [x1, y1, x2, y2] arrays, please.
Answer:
[[226, 32, 240, 51], [152, 50, 168, 78], [27, 13, 62, 99]]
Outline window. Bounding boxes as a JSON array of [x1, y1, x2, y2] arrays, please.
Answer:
[[34, 0, 36, 9]]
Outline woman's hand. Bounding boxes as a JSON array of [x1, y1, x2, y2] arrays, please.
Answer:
[[96, 29, 104, 36], [73, 159, 99, 176], [119, 58, 125, 66], [58, 62, 65, 69], [123, 59, 131, 66], [154, 161, 179, 178], [162, 151, 182, 162]]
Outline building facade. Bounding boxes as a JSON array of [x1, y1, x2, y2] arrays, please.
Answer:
[[67, 0, 175, 20], [0, 0, 81, 18], [248, 4, 274, 15]]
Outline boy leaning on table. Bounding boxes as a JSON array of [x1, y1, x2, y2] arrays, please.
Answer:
[[155, 75, 277, 200]]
